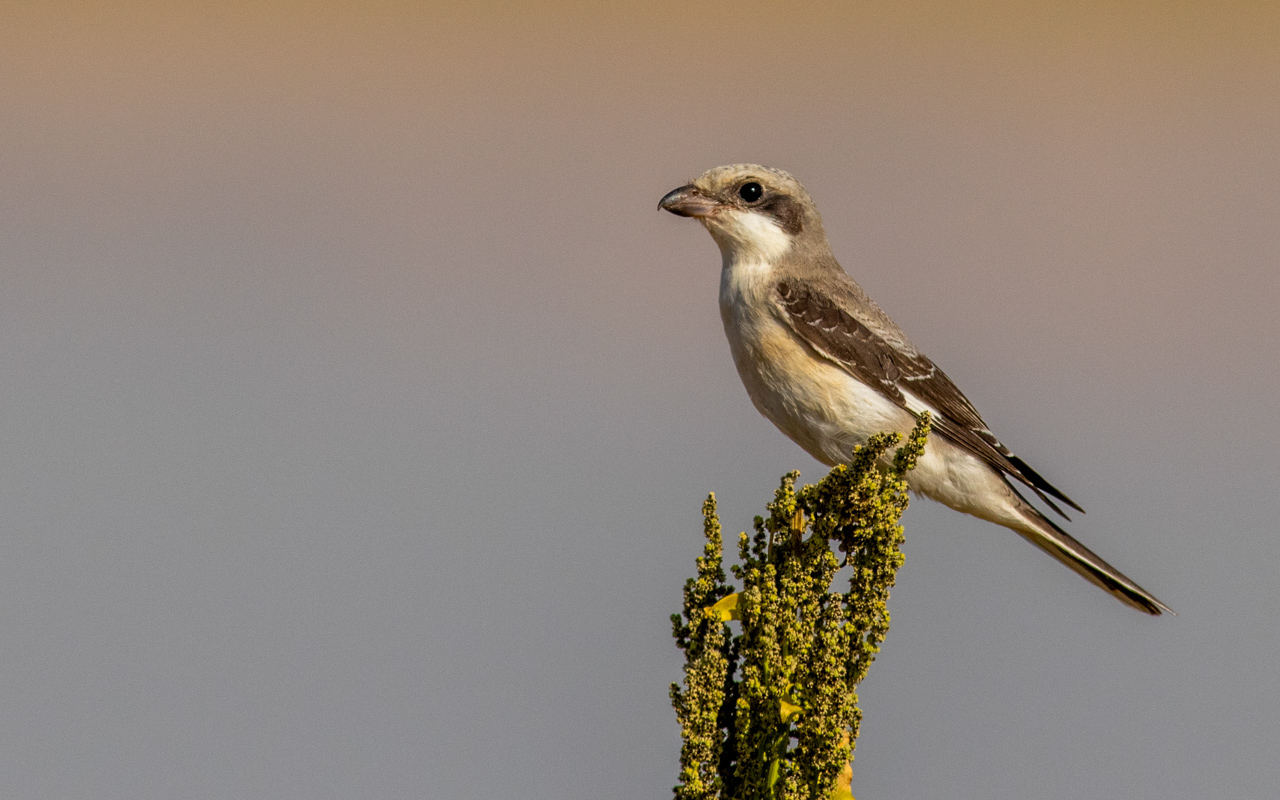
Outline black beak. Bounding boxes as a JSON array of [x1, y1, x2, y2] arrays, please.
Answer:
[[659, 184, 719, 218]]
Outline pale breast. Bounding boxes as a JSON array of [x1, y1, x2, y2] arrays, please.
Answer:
[[719, 259, 914, 466]]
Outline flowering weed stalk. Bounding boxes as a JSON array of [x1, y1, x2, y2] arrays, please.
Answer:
[[671, 414, 930, 800]]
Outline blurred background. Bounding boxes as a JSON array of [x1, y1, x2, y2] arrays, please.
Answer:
[[2, 1, 1277, 797]]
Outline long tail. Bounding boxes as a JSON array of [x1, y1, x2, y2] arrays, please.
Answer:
[[1008, 490, 1172, 616]]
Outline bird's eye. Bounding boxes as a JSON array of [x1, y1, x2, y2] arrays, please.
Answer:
[[738, 182, 763, 202]]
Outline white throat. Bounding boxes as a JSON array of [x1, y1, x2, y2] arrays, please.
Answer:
[[704, 209, 793, 267], [713, 210, 793, 315]]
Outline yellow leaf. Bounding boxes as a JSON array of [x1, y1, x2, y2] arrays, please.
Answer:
[[779, 698, 803, 722], [705, 593, 741, 621]]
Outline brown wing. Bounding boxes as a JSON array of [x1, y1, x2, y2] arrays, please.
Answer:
[[775, 279, 1083, 517]]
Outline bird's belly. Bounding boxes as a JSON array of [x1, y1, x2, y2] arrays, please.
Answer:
[[723, 312, 1020, 522], [725, 313, 915, 466]]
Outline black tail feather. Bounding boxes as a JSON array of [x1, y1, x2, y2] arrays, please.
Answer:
[[1007, 486, 1172, 616]]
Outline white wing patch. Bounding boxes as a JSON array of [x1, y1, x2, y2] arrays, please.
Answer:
[[902, 388, 942, 419]]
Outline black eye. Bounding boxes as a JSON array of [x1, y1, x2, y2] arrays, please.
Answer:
[[738, 182, 763, 202]]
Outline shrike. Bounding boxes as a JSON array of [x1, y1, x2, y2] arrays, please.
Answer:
[[660, 164, 1169, 615]]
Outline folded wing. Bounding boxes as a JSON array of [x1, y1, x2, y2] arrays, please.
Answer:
[[774, 279, 1083, 518]]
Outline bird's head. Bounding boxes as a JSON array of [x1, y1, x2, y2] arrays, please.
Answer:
[[659, 164, 828, 263]]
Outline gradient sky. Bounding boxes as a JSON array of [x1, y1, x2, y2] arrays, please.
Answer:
[[2, 2, 1278, 798]]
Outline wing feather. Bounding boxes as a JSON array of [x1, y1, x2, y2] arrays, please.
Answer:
[[775, 280, 1083, 516]]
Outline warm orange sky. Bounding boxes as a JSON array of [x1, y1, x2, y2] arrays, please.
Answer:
[[5, 1, 1277, 377], [6, 2, 1277, 119]]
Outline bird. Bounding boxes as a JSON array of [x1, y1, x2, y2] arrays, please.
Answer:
[[659, 164, 1170, 615]]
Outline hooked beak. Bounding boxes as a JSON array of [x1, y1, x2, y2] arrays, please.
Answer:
[[658, 184, 720, 218]]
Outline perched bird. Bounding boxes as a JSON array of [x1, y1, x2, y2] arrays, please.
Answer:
[[660, 164, 1170, 615]]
